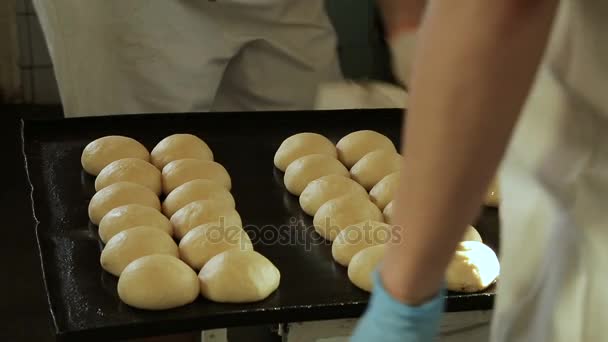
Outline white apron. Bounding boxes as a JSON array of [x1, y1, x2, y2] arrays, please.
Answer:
[[492, 1, 608, 341], [32, 0, 342, 116]]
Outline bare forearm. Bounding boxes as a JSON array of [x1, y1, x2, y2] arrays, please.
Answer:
[[383, 0, 559, 304], [377, 0, 426, 35]]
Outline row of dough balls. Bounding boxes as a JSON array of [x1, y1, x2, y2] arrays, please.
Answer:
[[274, 131, 402, 240], [332, 221, 499, 294], [81, 134, 280, 310]]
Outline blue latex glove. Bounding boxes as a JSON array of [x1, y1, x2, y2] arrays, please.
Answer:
[[351, 271, 445, 342]]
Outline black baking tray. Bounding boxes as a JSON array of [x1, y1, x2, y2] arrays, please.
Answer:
[[22, 109, 499, 341]]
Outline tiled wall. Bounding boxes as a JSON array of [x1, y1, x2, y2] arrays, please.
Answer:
[[16, 0, 61, 104], [14, 0, 392, 105]]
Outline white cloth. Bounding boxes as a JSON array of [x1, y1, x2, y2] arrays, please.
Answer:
[[315, 81, 407, 110], [492, 1, 608, 341], [33, 0, 342, 117]]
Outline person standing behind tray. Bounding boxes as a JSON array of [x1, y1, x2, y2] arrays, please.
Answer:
[[353, 0, 608, 341], [33, 0, 343, 117]]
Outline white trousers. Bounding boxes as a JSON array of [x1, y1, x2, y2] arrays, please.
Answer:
[[33, 0, 343, 116], [492, 1, 608, 340]]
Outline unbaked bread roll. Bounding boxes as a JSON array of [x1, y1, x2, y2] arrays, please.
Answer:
[[336, 130, 396, 168], [179, 223, 253, 270], [383, 200, 395, 224], [98, 204, 172, 244], [162, 179, 235, 218], [350, 150, 402, 190], [299, 175, 368, 216], [118, 254, 199, 310], [446, 241, 500, 292], [462, 225, 482, 243], [150, 134, 213, 170], [347, 244, 386, 292], [313, 194, 384, 241], [95, 158, 161, 195], [162, 159, 231, 194], [170, 200, 242, 239], [81, 136, 149, 176], [199, 249, 280, 303], [274, 133, 337, 172], [100, 226, 178, 276], [485, 179, 500, 207], [369, 172, 399, 210], [88, 182, 161, 225], [284, 154, 349, 196], [332, 221, 391, 266]]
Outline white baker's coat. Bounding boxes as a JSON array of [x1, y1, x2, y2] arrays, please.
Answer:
[[33, 0, 342, 116], [492, 1, 608, 341]]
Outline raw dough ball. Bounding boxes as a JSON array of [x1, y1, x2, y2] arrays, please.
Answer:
[[118, 254, 199, 310], [383, 200, 395, 224], [162, 159, 231, 195], [347, 244, 386, 292], [485, 179, 500, 207], [179, 223, 253, 270], [299, 175, 368, 216], [336, 130, 396, 168], [162, 179, 235, 218], [198, 249, 280, 303], [95, 158, 161, 195], [170, 199, 243, 239], [274, 132, 337, 172], [446, 241, 500, 292], [350, 150, 402, 190], [98, 204, 172, 244], [151, 134, 213, 170], [369, 172, 400, 210], [100, 226, 178, 276], [284, 154, 349, 196], [313, 194, 384, 241], [88, 182, 161, 225], [332, 221, 391, 266], [462, 225, 482, 243], [81, 136, 149, 176]]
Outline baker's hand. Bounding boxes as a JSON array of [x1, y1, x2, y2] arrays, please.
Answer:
[[389, 31, 417, 88], [351, 271, 445, 342]]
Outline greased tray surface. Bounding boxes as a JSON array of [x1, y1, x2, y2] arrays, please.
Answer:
[[22, 110, 498, 341]]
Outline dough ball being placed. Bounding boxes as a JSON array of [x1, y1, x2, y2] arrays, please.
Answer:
[[369, 172, 400, 210], [100, 226, 178, 276], [446, 241, 500, 293], [199, 249, 280, 303], [347, 244, 386, 292], [88, 182, 161, 225], [274, 132, 337, 172], [313, 194, 384, 241], [351, 150, 402, 190], [151, 134, 213, 170], [81, 136, 149, 176], [118, 254, 199, 310], [299, 175, 368, 216], [95, 158, 161, 195], [462, 225, 482, 243], [162, 159, 231, 195], [179, 223, 253, 270], [170, 200, 242, 239], [98, 204, 172, 244], [383, 200, 395, 224], [336, 130, 396, 168], [485, 179, 500, 207], [284, 154, 349, 196], [332, 221, 391, 266], [162, 179, 235, 218]]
